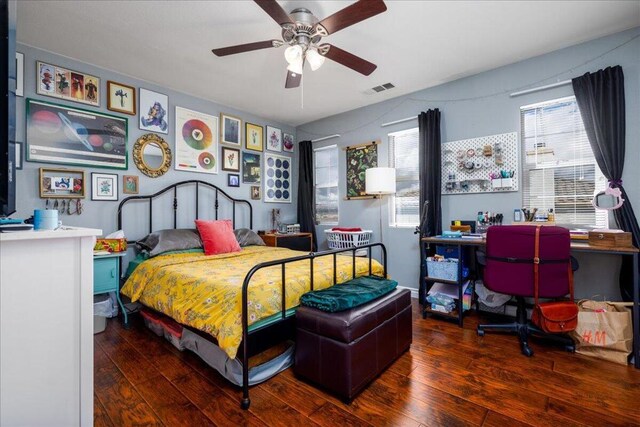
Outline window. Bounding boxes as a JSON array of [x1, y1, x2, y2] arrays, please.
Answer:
[[389, 127, 420, 226], [314, 145, 339, 225], [521, 97, 607, 228]]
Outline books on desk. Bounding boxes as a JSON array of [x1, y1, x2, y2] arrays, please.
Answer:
[[428, 281, 473, 312]]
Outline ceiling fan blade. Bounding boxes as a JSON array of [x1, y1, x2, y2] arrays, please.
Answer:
[[212, 40, 282, 56], [315, 0, 387, 36], [254, 0, 295, 26], [285, 69, 302, 89], [320, 44, 377, 76]]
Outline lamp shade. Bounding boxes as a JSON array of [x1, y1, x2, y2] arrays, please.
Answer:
[[366, 167, 396, 195], [306, 48, 325, 71], [284, 45, 303, 64]]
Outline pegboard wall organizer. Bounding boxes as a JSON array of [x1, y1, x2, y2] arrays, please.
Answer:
[[441, 132, 519, 195]]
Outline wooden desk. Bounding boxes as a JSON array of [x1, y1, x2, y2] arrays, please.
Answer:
[[421, 236, 640, 369]]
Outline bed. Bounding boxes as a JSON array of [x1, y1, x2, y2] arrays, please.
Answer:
[[117, 180, 388, 409]]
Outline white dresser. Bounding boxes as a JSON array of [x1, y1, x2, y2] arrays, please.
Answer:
[[0, 227, 101, 427]]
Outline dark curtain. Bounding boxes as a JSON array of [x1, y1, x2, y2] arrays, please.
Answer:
[[417, 109, 442, 302], [297, 140, 318, 251], [418, 109, 442, 237], [572, 65, 640, 301]]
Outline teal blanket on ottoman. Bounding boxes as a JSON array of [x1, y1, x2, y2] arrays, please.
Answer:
[[299, 275, 398, 312]]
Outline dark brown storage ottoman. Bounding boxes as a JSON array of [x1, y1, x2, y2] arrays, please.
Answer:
[[294, 288, 412, 401]]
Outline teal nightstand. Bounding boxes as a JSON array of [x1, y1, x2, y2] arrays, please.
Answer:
[[93, 252, 128, 327]]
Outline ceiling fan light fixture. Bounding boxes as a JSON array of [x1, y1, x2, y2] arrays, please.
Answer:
[[287, 57, 303, 75], [306, 48, 325, 71], [284, 44, 303, 64]]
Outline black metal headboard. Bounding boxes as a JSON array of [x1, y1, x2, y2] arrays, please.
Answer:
[[117, 180, 253, 243]]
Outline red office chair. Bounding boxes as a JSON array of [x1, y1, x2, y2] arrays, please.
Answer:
[[477, 225, 577, 356]]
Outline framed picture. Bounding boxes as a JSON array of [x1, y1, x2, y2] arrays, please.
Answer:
[[242, 151, 261, 183], [107, 81, 136, 115], [220, 113, 241, 146], [39, 167, 85, 199], [175, 106, 219, 174], [346, 141, 378, 199], [26, 98, 128, 169], [251, 185, 261, 200], [139, 88, 169, 134], [122, 175, 139, 194], [91, 172, 118, 201], [266, 126, 282, 152], [283, 132, 294, 152], [15, 53, 24, 97], [245, 122, 263, 152], [37, 61, 100, 107], [12, 141, 23, 170], [264, 153, 291, 203], [222, 147, 240, 172], [228, 174, 240, 187]]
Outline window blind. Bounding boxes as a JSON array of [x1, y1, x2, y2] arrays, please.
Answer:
[[521, 97, 607, 228], [314, 145, 339, 225], [389, 127, 420, 226]]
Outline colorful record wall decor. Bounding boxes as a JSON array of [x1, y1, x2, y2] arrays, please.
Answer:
[[174, 106, 219, 174], [264, 153, 292, 203]]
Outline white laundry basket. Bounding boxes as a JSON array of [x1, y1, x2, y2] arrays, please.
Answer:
[[324, 229, 373, 256]]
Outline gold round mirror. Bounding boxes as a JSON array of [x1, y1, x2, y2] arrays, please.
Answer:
[[133, 133, 171, 178]]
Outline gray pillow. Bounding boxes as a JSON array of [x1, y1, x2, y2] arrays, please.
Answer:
[[234, 228, 265, 247], [137, 229, 203, 257]]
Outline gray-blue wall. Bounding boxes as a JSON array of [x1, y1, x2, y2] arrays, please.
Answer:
[[14, 43, 298, 239], [297, 27, 640, 299]]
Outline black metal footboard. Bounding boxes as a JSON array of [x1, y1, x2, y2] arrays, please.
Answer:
[[238, 242, 388, 409]]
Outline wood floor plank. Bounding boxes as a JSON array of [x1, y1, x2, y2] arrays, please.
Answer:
[[546, 398, 639, 427], [309, 402, 372, 427], [94, 342, 163, 426], [135, 375, 215, 426], [469, 360, 640, 420], [482, 411, 529, 427], [259, 370, 328, 416], [93, 394, 115, 427], [552, 354, 640, 389], [246, 387, 319, 427], [172, 372, 266, 427]]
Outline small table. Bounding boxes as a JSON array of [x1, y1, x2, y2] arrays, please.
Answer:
[[93, 252, 128, 327], [260, 232, 313, 252]]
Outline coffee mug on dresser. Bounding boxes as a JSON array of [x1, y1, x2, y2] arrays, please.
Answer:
[[33, 209, 62, 231]]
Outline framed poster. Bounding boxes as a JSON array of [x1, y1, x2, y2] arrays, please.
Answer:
[[245, 122, 263, 152], [264, 153, 291, 203], [37, 61, 100, 107], [107, 81, 136, 115], [283, 132, 294, 152], [174, 106, 219, 174], [91, 172, 118, 201], [250, 185, 261, 200], [221, 113, 241, 145], [228, 174, 240, 187], [242, 151, 261, 184], [12, 141, 23, 170], [221, 147, 240, 172], [15, 53, 24, 97], [345, 140, 378, 199], [39, 167, 85, 198], [139, 88, 169, 134], [266, 126, 282, 152], [122, 175, 139, 194], [26, 98, 128, 169]]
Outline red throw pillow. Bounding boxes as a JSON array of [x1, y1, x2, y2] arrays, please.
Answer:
[[195, 219, 241, 256]]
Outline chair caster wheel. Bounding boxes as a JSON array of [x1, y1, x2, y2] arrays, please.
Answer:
[[241, 398, 250, 410], [565, 345, 575, 353], [477, 329, 485, 337], [521, 345, 534, 357]]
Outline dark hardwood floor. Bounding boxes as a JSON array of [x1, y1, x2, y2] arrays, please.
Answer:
[[94, 300, 640, 426]]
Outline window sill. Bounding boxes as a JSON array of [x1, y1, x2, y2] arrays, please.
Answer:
[[388, 224, 418, 229]]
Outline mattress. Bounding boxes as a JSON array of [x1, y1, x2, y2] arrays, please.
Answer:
[[121, 245, 384, 359]]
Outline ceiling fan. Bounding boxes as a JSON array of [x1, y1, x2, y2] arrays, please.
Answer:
[[212, 0, 387, 89]]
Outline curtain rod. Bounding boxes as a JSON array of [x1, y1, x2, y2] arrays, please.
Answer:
[[380, 116, 417, 127], [311, 134, 340, 142], [509, 80, 572, 97]]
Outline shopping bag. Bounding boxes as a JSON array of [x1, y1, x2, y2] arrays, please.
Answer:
[[569, 299, 633, 365]]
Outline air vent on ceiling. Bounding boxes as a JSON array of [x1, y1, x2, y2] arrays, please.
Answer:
[[363, 82, 395, 95]]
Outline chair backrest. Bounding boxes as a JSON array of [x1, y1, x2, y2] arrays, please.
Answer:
[[484, 225, 571, 298]]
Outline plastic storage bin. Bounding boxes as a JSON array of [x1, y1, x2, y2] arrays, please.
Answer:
[[426, 257, 469, 282], [94, 294, 111, 334], [325, 229, 373, 249]]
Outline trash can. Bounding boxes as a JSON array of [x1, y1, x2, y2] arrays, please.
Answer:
[[94, 294, 111, 334]]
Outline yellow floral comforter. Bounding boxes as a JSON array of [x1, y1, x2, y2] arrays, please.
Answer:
[[121, 246, 384, 359]]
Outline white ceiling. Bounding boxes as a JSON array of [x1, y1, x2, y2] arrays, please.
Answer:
[[17, 1, 640, 126]]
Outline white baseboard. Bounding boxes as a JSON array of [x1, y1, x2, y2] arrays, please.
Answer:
[[398, 285, 419, 299]]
